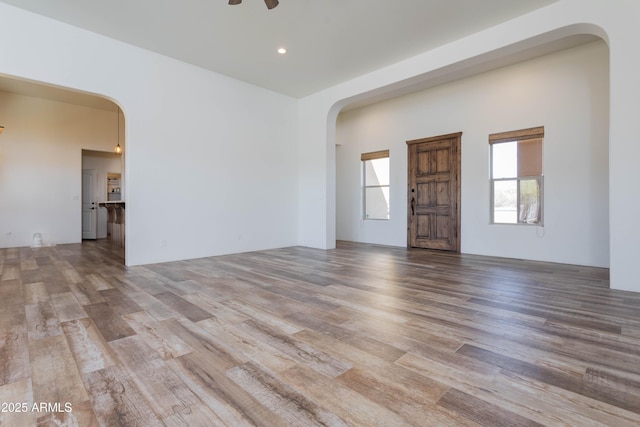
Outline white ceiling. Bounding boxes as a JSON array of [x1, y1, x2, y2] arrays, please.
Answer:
[[0, 0, 560, 99]]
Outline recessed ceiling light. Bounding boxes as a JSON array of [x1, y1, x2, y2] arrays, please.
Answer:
[[277, 47, 287, 55]]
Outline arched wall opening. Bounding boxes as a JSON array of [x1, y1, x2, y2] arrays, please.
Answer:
[[0, 75, 127, 259], [312, 23, 610, 265], [331, 37, 610, 267]]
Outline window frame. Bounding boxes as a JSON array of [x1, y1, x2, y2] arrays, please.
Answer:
[[489, 127, 544, 226], [361, 150, 390, 221]]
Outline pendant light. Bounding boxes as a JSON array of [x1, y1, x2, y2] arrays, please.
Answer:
[[114, 109, 122, 154]]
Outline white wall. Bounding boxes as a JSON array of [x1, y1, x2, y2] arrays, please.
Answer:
[[336, 41, 609, 267], [2, 1, 639, 291], [0, 3, 298, 265], [298, 0, 640, 292], [0, 92, 118, 247]]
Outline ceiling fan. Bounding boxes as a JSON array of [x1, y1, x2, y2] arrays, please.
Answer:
[[229, 0, 279, 10]]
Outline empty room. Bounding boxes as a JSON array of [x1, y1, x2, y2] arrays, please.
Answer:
[[1, 1, 640, 426]]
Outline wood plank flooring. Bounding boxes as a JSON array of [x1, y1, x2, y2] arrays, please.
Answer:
[[1, 240, 640, 426]]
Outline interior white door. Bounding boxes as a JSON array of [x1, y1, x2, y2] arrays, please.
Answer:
[[82, 169, 97, 239]]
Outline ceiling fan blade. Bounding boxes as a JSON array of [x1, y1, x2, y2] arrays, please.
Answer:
[[264, 0, 279, 9], [228, 0, 242, 5]]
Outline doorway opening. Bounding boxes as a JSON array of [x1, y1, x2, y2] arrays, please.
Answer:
[[82, 149, 125, 260]]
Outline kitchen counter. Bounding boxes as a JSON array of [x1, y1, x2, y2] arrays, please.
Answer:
[[98, 201, 125, 246], [98, 201, 125, 207]]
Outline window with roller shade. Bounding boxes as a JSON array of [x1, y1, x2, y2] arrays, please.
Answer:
[[362, 150, 390, 220], [490, 127, 543, 225]]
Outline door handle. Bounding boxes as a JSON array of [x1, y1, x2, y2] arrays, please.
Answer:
[[411, 197, 415, 215]]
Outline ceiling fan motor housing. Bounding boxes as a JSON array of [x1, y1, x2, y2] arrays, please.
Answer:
[[228, 0, 279, 10]]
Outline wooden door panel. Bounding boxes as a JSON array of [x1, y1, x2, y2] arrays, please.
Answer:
[[436, 182, 450, 206], [417, 151, 431, 175], [417, 183, 432, 206], [417, 215, 430, 239], [436, 149, 450, 173], [414, 213, 453, 250], [436, 215, 450, 239], [407, 133, 461, 252], [415, 182, 450, 207]]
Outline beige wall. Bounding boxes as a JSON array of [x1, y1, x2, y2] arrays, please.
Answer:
[[0, 91, 118, 247]]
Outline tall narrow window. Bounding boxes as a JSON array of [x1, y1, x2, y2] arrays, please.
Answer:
[[490, 127, 543, 225], [362, 150, 390, 220]]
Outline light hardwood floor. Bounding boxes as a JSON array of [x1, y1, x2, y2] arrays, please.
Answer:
[[1, 239, 639, 426]]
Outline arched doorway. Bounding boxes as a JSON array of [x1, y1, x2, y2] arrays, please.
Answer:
[[0, 76, 126, 263]]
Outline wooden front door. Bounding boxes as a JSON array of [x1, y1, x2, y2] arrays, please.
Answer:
[[407, 132, 461, 252]]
